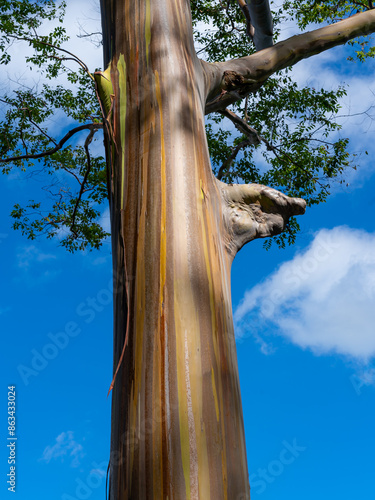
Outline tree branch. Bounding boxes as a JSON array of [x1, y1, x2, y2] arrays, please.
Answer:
[[217, 139, 250, 180], [219, 108, 261, 145], [203, 9, 375, 114], [0, 123, 103, 163], [69, 127, 97, 235], [216, 107, 262, 180]]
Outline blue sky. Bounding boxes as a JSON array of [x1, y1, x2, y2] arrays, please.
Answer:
[[1, 2, 375, 499]]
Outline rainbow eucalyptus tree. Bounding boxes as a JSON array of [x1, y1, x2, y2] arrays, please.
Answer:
[[1, 1, 375, 498]]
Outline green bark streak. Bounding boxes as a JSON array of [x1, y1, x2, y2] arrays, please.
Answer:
[[94, 64, 113, 117], [117, 55, 127, 209]]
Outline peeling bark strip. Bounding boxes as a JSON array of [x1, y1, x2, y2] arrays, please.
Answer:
[[97, 1, 305, 499], [241, 0, 274, 51]]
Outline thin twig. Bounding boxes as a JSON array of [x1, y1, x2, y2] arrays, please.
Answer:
[[220, 108, 329, 191], [217, 139, 250, 180], [60, 166, 83, 184], [19, 129, 28, 156], [0, 123, 103, 163], [262, 139, 328, 192], [9, 35, 94, 80], [22, 106, 58, 146]]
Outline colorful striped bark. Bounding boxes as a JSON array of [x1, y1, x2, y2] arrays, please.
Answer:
[[96, 1, 305, 498]]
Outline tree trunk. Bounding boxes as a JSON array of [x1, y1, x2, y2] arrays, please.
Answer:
[[96, 1, 304, 498]]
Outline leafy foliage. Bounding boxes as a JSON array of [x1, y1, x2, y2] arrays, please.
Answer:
[[194, 0, 359, 248], [191, 0, 254, 60], [0, 0, 107, 251], [215, 77, 350, 202], [281, 0, 375, 62], [207, 74, 352, 248], [0, 0, 68, 66]]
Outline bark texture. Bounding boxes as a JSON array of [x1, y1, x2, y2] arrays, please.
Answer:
[[97, 1, 304, 498]]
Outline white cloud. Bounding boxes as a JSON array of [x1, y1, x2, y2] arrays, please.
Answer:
[[14, 245, 61, 286], [234, 226, 375, 362], [91, 255, 110, 266], [350, 365, 375, 394], [99, 207, 111, 234], [16, 245, 57, 270], [40, 431, 84, 468]]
